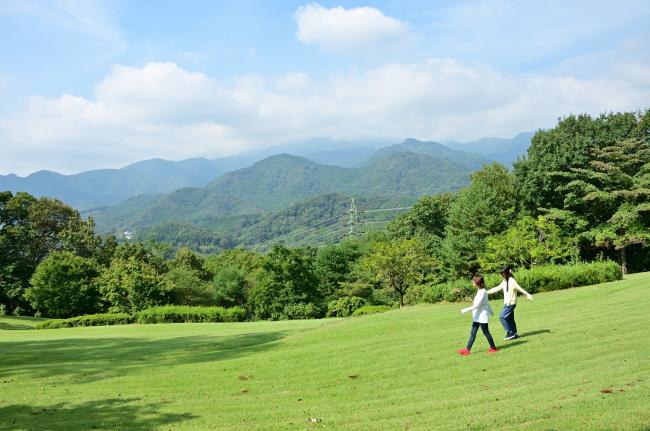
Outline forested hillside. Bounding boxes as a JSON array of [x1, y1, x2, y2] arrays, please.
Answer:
[[136, 193, 418, 253], [90, 150, 474, 242]]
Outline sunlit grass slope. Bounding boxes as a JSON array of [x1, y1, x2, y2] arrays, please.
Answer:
[[1, 273, 649, 430]]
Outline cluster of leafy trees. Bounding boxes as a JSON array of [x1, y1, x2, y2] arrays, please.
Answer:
[[1, 110, 648, 320]]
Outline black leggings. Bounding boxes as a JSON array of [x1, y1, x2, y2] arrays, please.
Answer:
[[467, 321, 496, 350]]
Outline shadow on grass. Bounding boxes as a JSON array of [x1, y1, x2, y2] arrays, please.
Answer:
[[0, 322, 34, 330], [0, 397, 197, 431], [497, 340, 529, 350], [521, 329, 551, 338], [0, 331, 287, 383]]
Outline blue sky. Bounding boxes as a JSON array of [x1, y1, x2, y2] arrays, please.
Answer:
[[1, 0, 649, 175]]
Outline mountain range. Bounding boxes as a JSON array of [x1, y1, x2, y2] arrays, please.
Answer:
[[0, 134, 532, 211], [2, 133, 533, 251], [89, 149, 474, 234]]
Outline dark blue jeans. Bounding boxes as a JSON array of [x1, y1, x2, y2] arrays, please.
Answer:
[[467, 321, 496, 350], [499, 304, 518, 335]]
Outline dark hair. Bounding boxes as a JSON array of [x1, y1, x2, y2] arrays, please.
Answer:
[[500, 265, 512, 279], [472, 275, 485, 288]]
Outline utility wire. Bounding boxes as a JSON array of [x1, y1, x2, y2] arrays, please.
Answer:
[[250, 214, 346, 250]]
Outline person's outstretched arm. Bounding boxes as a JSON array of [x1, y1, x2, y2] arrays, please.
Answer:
[[511, 278, 533, 300], [486, 281, 503, 295], [461, 290, 483, 313]]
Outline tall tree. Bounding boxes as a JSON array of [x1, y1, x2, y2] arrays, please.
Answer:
[[361, 238, 438, 307], [248, 245, 321, 320], [442, 163, 518, 276], [0, 192, 90, 312], [515, 111, 649, 213], [558, 138, 650, 273]]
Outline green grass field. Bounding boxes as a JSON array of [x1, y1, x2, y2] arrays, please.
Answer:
[[2, 273, 649, 430]]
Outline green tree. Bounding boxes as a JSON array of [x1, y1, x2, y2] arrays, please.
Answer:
[[387, 193, 455, 240], [479, 215, 579, 271], [97, 256, 172, 313], [164, 267, 213, 306], [0, 192, 90, 313], [204, 248, 262, 279], [212, 266, 248, 307], [25, 251, 100, 318], [442, 163, 517, 276], [361, 238, 438, 307], [515, 111, 648, 213], [171, 247, 204, 271], [558, 137, 650, 273], [248, 245, 321, 320], [314, 239, 365, 300], [112, 242, 168, 273]]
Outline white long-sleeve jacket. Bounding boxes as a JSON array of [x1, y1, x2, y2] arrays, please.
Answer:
[[461, 288, 493, 323], [487, 277, 533, 305]]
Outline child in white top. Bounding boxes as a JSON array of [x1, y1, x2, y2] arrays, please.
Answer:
[[458, 275, 497, 356]]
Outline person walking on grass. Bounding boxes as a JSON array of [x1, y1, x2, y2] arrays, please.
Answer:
[[487, 265, 533, 340], [458, 275, 498, 356]]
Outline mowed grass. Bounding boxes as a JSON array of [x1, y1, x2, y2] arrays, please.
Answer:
[[0, 316, 45, 331], [1, 274, 650, 430]]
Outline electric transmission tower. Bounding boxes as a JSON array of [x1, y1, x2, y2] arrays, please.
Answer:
[[346, 198, 360, 238]]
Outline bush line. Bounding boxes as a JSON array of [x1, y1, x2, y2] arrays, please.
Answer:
[[408, 261, 622, 304], [36, 306, 246, 329]]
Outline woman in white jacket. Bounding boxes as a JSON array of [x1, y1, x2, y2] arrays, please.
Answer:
[[458, 275, 497, 356]]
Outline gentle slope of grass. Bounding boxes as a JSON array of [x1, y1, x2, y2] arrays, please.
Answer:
[[1, 273, 649, 430], [0, 315, 44, 330]]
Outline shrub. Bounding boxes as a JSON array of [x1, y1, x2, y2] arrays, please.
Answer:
[[36, 313, 134, 329], [326, 296, 367, 317], [0, 304, 6, 316], [505, 261, 622, 294], [413, 261, 623, 304], [272, 303, 321, 320], [352, 305, 392, 317], [136, 305, 246, 324], [12, 307, 25, 316]]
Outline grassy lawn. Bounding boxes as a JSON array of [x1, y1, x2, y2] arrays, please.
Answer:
[[1, 273, 649, 430], [0, 315, 45, 330]]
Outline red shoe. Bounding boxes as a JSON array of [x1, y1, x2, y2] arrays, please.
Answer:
[[487, 347, 498, 354], [457, 348, 471, 356]]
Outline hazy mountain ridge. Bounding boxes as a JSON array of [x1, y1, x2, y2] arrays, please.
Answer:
[[446, 131, 534, 165], [1, 134, 531, 211]]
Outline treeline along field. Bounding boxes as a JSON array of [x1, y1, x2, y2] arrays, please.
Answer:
[[0, 110, 648, 321]]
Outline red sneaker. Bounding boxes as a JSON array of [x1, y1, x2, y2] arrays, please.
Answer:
[[457, 348, 471, 356], [487, 347, 498, 354]]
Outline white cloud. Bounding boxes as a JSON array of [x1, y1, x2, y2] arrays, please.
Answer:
[[1, 60, 648, 175], [293, 3, 409, 53]]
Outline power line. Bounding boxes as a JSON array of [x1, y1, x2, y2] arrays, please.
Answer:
[[249, 214, 346, 250], [286, 224, 347, 248], [359, 206, 413, 213], [246, 197, 418, 251]]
